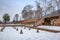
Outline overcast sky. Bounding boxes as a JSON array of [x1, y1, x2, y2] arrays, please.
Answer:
[[0, 0, 35, 21]]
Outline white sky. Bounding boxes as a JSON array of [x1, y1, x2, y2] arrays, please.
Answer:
[[0, 0, 35, 21]]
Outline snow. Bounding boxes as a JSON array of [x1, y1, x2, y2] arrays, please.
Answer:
[[38, 26, 60, 30], [0, 26, 60, 40]]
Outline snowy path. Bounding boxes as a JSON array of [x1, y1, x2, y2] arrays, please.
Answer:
[[38, 26, 60, 30], [0, 26, 60, 40]]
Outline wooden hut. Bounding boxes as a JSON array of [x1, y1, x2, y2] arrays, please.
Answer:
[[43, 10, 60, 25]]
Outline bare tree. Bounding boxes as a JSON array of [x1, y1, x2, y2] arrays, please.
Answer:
[[46, 1, 55, 14], [35, 1, 42, 18], [13, 14, 19, 22], [21, 5, 33, 20], [55, 0, 60, 14]]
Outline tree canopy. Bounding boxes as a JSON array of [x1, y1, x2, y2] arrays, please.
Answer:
[[3, 13, 10, 23]]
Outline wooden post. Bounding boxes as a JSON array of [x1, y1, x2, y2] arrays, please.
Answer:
[[29, 28, 31, 30], [36, 29, 39, 33], [20, 29, 23, 34], [0, 27, 5, 32], [16, 28, 18, 31]]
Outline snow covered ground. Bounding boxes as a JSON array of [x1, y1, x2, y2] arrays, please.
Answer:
[[38, 26, 60, 30], [0, 26, 60, 40]]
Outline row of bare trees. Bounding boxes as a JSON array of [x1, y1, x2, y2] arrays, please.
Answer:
[[21, 0, 60, 20], [1, 0, 60, 23], [21, 1, 42, 20]]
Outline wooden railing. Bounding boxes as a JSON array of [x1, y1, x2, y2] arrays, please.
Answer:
[[0, 23, 60, 33]]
